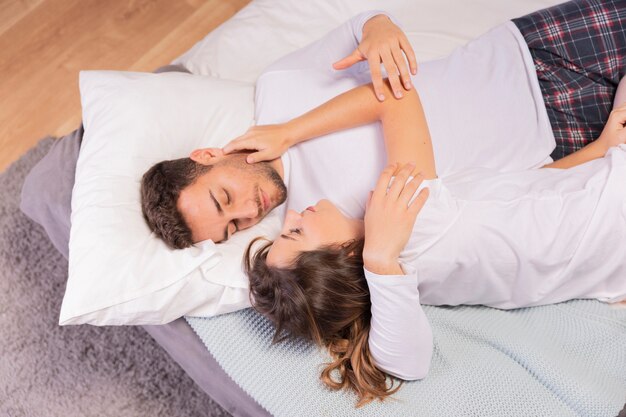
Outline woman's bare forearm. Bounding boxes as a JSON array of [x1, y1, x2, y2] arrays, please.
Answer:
[[286, 82, 386, 144], [287, 79, 437, 179]]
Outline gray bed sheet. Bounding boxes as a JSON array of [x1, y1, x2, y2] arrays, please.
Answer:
[[19, 64, 271, 417]]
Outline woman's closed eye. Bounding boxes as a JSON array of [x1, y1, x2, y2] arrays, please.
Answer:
[[279, 227, 302, 241]]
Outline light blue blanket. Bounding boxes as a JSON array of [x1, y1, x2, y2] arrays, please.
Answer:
[[187, 299, 626, 416]]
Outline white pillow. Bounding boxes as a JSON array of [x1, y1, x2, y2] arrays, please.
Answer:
[[60, 71, 282, 325]]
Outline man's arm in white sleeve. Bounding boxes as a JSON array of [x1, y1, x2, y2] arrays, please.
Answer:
[[364, 265, 433, 380]]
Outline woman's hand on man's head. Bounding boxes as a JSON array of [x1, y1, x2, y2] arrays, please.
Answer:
[[333, 14, 418, 103], [222, 123, 296, 163]]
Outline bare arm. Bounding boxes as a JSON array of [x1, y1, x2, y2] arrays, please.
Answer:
[[289, 79, 435, 175], [284, 82, 385, 144], [225, 79, 437, 179]]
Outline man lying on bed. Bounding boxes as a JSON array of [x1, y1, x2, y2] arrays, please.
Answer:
[[141, 0, 625, 254]]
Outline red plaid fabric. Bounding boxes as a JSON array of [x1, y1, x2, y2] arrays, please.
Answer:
[[512, 0, 626, 160]]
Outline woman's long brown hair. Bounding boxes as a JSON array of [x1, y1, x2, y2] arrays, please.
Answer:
[[244, 236, 402, 407]]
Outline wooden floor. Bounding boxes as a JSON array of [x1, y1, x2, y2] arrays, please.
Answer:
[[0, 0, 251, 172]]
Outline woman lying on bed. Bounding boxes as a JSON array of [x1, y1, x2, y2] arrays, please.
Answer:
[[226, 73, 626, 406]]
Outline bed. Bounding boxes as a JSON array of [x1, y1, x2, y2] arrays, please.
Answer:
[[20, 0, 626, 416]]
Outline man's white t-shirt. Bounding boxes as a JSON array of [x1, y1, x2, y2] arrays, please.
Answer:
[[256, 11, 556, 219]]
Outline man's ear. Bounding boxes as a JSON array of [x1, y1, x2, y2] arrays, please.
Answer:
[[189, 148, 225, 165]]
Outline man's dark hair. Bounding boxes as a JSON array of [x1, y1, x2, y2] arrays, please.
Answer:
[[140, 157, 211, 249]]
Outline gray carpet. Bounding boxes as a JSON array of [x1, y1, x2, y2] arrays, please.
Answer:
[[0, 138, 230, 417]]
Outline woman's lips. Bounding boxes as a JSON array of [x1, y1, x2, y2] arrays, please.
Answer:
[[306, 206, 316, 212]]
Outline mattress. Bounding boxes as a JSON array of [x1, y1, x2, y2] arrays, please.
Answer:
[[158, 0, 626, 416]]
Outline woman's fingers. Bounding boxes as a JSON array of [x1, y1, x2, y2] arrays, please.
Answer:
[[390, 45, 412, 91], [373, 163, 398, 198], [223, 130, 253, 153], [222, 123, 293, 161], [332, 49, 365, 70], [223, 138, 254, 154], [387, 162, 415, 198], [246, 152, 263, 164], [399, 36, 418, 76], [222, 140, 241, 154], [397, 172, 424, 205], [254, 148, 282, 163], [380, 48, 404, 99], [336, 44, 415, 102], [367, 53, 386, 101], [408, 187, 430, 214]]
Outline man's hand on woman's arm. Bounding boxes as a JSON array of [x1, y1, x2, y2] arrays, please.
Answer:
[[333, 13, 418, 102]]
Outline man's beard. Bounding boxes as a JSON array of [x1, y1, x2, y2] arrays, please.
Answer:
[[255, 161, 288, 208], [224, 155, 288, 209]]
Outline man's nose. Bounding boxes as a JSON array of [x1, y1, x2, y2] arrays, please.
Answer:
[[231, 199, 259, 220]]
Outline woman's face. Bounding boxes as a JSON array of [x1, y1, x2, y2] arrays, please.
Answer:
[[266, 199, 363, 267]]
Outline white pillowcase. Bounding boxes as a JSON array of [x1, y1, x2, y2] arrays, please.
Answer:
[[60, 71, 282, 325]]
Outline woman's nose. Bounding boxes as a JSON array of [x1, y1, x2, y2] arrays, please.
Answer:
[[283, 210, 302, 229]]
